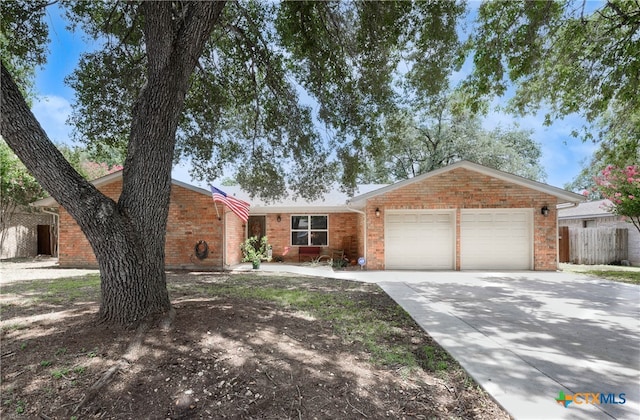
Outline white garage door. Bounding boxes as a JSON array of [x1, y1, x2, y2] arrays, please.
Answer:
[[385, 211, 455, 269], [461, 209, 533, 270]]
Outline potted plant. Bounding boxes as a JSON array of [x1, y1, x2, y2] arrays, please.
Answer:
[[240, 236, 271, 269]]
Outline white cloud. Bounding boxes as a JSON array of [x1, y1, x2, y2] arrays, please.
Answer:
[[31, 95, 73, 144]]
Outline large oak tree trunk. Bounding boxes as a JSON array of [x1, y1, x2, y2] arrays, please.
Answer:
[[0, 1, 225, 325]]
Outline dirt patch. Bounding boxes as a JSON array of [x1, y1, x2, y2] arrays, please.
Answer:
[[1, 271, 509, 419]]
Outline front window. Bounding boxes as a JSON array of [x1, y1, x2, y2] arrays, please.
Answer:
[[291, 215, 328, 246]]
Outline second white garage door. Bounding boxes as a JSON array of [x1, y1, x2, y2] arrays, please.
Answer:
[[385, 211, 455, 269], [460, 209, 533, 270]]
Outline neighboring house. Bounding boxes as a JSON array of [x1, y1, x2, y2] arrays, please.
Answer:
[[0, 206, 56, 259], [31, 160, 584, 271], [558, 199, 640, 266]]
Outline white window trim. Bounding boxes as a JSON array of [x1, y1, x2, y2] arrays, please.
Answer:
[[290, 214, 329, 246]]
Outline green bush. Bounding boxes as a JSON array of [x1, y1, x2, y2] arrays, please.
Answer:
[[240, 236, 271, 264]]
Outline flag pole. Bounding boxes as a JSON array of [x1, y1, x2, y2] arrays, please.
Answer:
[[211, 185, 249, 222], [210, 185, 222, 220]]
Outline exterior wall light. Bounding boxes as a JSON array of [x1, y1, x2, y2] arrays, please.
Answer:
[[541, 206, 550, 217], [375, 207, 380, 218], [276, 215, 282, 222]]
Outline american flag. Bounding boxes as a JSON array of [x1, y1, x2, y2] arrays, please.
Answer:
[[211, 186, 250, 222]]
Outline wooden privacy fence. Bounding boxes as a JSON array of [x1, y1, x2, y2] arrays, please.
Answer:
[[559, 227, 628, 265]]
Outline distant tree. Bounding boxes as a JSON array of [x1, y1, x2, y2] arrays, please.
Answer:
[[220, 178, 238, 187], [79, 162, 123, 181], [359, 95, 545, 183], [464, 0, 639, 152], [594, 165, 640, 234], [0, 138, 45, 251], [56, 144, 123, 180], [564, 159, 604, 201], [565, 105, 639, 198]]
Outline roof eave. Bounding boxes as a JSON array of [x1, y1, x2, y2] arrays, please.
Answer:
[[171, 179, 211, 197], [31, 171, 126, 208], [30, 197, 57, 208], [558, 213, 613, 220], [249, 205, 352, 214], [31, 172, 214, 208]]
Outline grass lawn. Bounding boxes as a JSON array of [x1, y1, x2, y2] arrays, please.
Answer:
[[561, 263, 640, 285], [582, 270, 640, 285], [0, 271, 508, 419]]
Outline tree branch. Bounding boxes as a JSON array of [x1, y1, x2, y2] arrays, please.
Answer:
[[0, 62, 108, 219], [606, 0, 640, 26]]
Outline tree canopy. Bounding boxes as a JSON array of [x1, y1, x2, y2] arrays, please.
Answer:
[[5, 1, 636, 195], [359, 94, 545, 183], [464, 0, 639, 198], [56, 0, 466, 199], [0, 137, 45, 207], [56, 143, 124, 180], [565, 104, 640, 198], [464, 0, 639, 140], [0, 138, 46, 251], [0, 0, 49, 102]]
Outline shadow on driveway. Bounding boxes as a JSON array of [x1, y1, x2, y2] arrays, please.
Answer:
[[376, 272, 639, 420]]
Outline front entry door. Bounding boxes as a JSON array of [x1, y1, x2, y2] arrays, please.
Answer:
[[247, 216, 266, 241], [37, 225, 52, 256]]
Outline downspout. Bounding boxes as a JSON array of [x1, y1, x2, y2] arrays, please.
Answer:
[[222, 211, 227, 269], [345, 201, 367, 265]]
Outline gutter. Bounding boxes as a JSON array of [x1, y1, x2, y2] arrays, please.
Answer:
[[556, 202, 580, 210]]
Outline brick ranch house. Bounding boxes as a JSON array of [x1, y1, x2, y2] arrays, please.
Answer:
[[32, 161, 584, 271]]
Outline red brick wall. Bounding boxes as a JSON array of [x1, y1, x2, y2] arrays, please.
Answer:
[[260, 213, 359, 263], [225, 211, 245, 266], [58, 180, 226, 269], [58, 180, 123, 267], [59, 182, 361, 268], [58, 210, 95, 267], [165, 185, 224, 269], [364, 168, 559, 270], [329, 213, 359, 259]]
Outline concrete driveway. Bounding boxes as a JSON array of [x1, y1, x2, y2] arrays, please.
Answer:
[[244, 265, 639, 419], [362, 271, 640, 420]]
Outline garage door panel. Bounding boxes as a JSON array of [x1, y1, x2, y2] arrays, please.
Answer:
[[494, 213, 515, 222], [385, 211, 454, 270], [461, 209, 532, 270]]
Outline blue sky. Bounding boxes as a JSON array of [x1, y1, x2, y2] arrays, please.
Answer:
[[31, 3, 596, 190]]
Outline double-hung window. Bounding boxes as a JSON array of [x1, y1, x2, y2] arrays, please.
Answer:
[[291, 215, 328, 246]]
